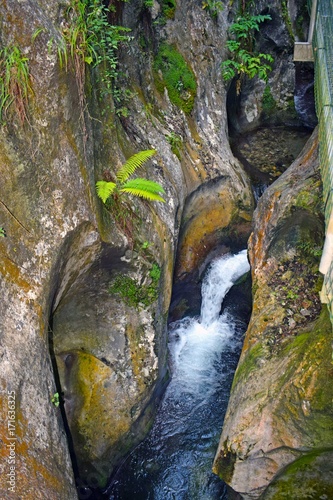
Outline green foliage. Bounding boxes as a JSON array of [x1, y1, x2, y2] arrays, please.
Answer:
[[282, 0, 294, 41], [109, 263, 161, 308], [96, 180, 117, 203], [141, 240, 152, 250], [34, 0, 132, 104], [221, 14, 273, 92], [144, 0, 154, 7], [202, 0, 224, 18], [63, 0, 131, 74], [262, 84, 276, 113], [109, 275, 142, 307], [0, 45, 31, 124], [150, 262, 161, 281], [162, 0, 176, 19], [96, 149, 165, 204], [297, 241, 323, 260], [0, 227, 6, 237], [116, 149, 158, 184], [120, 178, 165, 201], [113, 87, 136, 117], [166, 132, 183, 157], [51, 392, 60, 407], [154, 44, 197, 113]]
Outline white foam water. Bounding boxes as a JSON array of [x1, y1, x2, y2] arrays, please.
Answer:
[[108, 250, 250, 500]]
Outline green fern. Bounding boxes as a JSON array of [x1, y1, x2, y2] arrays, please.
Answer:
[[116, 149, 157, 184], [120, 178, 165, 202], [96, 181, 117, 203], [96, 149, 165, 205]]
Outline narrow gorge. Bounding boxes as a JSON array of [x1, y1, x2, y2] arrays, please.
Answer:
[[0, 1, 332, 499]]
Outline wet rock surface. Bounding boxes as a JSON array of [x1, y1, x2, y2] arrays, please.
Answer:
[[231, 126, 312, 184]]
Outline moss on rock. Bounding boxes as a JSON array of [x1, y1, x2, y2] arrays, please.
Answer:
[[153, 43, 197, 114], [261, 449, 333, 499]]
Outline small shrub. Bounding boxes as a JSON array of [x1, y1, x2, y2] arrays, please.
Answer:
[[51, 392, 60, 407], [150, 262, 161, 281], [33, 0, 132, 105]]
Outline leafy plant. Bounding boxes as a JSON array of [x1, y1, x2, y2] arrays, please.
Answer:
[[297, 241, 322, 260], [96, 149, 165, 204], [166, 131, 182, 157], [202, 0, 224, 18], [286, 290, 299, 300], [34, 0, 132, 107], [51, 392, 60, 407], [0, 226, 6, 237], [113, 87, 136, 118], [154, 44, 197, 113], [221, 13, 273, 93], [144, 0, 154, 7], [142, 240, 152, 250], [0, 45, 32, 124], [150, 262, 161, 281]]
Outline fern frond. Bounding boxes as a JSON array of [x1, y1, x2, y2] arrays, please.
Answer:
[[96, 180, 117, 203], [122, 178, 165, 194], [120, 178, 165, 202], [116, 149, 156, 184]]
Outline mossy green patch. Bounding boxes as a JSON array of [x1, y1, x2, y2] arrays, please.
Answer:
[[109, 263, 161, 308], [162, 0, 176, 19], [275, 307, 333, 444], [154, 43, 197, 114], [261, 448, 333, 499], [213, 442, 237, 482], [232, 342, 265, 388], [294, 178, 323, 214]]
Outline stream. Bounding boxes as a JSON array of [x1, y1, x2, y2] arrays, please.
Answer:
[[104, 250, 250, 499]]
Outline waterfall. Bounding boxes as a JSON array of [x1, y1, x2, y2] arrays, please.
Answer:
[[200, 249, 250, 327], [107, 250, 250, 499]]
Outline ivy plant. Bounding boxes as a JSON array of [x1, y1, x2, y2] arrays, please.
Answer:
[[221, 13, 274, 93]]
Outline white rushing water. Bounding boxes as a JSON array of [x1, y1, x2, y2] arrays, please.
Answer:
[[108, 250, 250, 500]]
